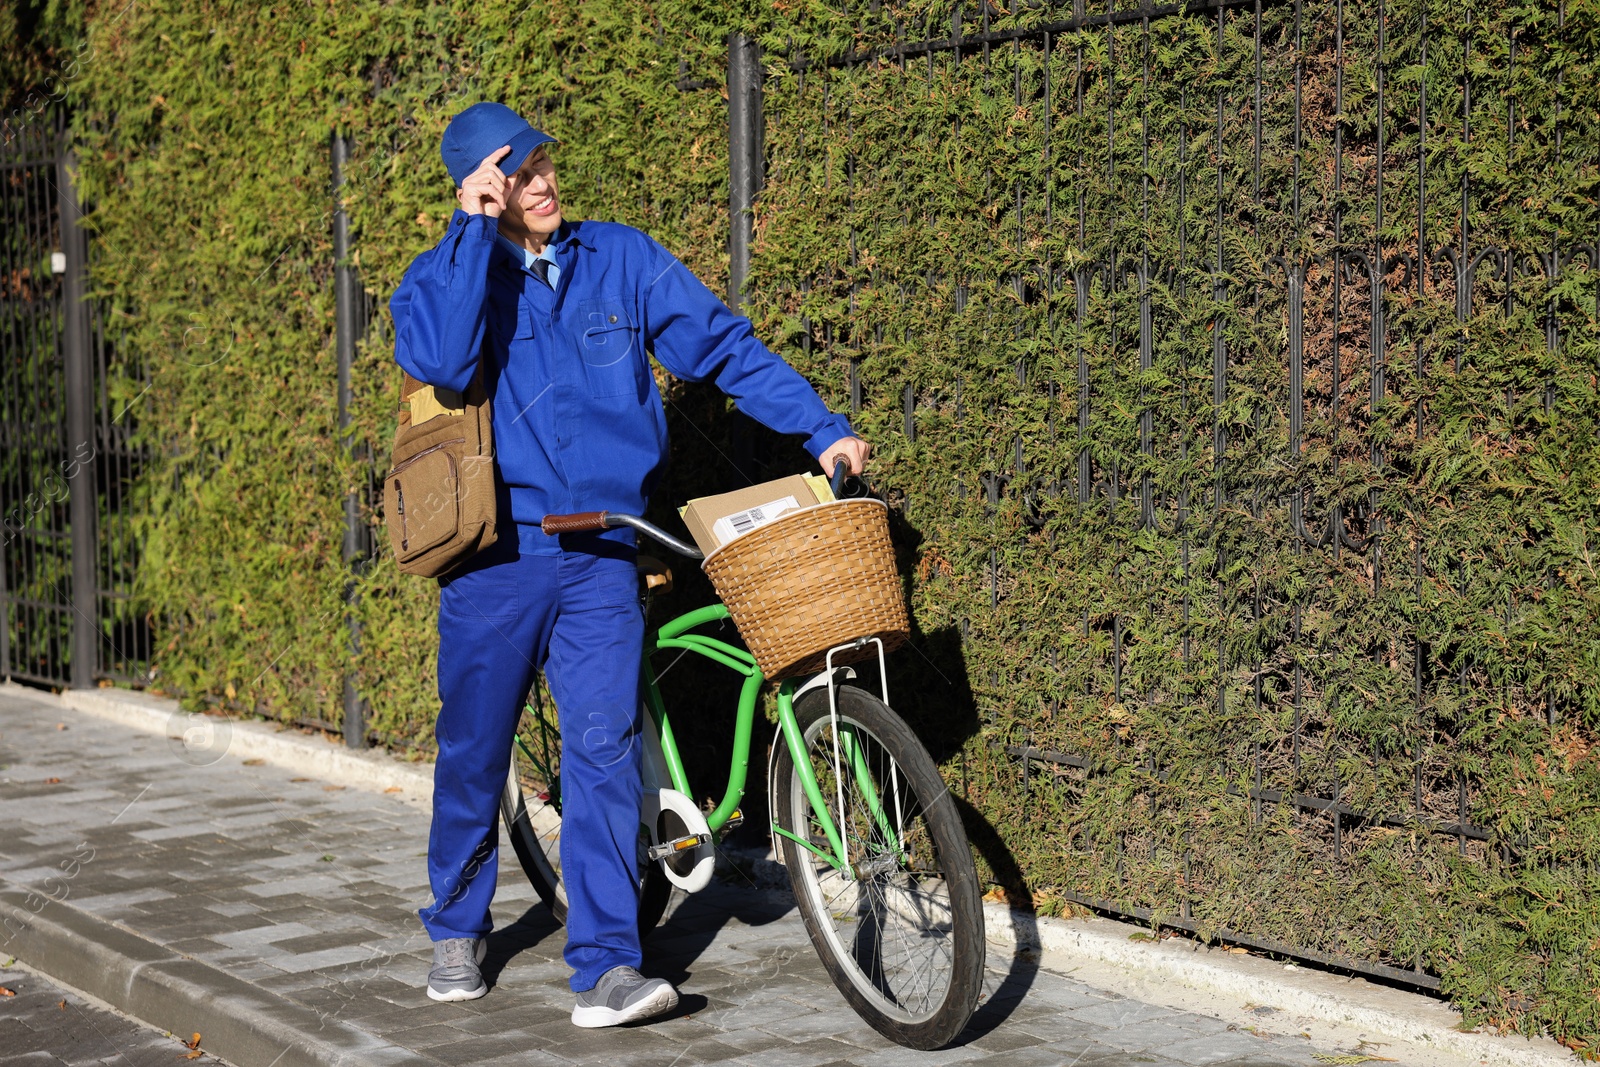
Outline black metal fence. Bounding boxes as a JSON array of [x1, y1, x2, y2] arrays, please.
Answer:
[[1, 107, 150, 688], [750, 0, 1597, 986]]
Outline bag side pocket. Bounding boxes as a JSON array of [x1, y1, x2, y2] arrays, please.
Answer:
[[384, 441, 463, 563]]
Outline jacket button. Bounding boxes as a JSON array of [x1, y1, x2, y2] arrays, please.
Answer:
[[609, 314, 618, 324]]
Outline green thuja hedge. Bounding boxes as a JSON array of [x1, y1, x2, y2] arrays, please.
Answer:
[[11, 0, 1599, 1046]]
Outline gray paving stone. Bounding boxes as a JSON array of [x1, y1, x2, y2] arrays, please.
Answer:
[[958, 1025, 1047, 1053], [214, 920, 321, 947], [1067, 996, 1184, 1030], [1089, 1019, 1218, 1052], [442, 1050, 576, 1067], [723, 1037, 871, 1067], [996, 1048, 1119, 1067], [843, 1043, 988, 1067], [1160, 1031, 1307, 1064], [756, 1008, 885, 1043]]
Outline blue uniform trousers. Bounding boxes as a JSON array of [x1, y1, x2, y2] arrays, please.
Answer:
[[419, 525, 645, 992]]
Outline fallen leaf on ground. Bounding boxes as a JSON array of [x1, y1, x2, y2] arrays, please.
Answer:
[[323, 785, 345, 792], [43, 777, 61, 784], [183, 1032, 201, 1049], [57, 999, 66, 1009], [383, 786, 403, 793], [290, 778, 313, 782], [55, 723, 67, 730], [0, 987, 15, 996], [1226, 946, 1249, 953], [241, 758, 264, 766]]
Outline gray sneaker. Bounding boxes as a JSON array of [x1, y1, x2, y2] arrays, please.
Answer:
[[427, 937, 488, 1002], [571, 965, 678, 1027]]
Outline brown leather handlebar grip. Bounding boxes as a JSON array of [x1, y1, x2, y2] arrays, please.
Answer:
[[541, 511, 610, 534]]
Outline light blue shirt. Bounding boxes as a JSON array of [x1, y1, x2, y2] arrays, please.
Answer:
[[495, 232, 560, 288]]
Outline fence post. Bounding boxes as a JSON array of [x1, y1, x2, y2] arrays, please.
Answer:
[[332, 129, 369, 749], [56, 141, 97, 689], [727, 33, 763, 313]]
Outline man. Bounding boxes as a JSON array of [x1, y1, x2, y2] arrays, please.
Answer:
[[390, 102, 870, 1027]]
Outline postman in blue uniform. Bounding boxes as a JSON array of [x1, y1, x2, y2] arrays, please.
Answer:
[[391, 104, 859, 1025]]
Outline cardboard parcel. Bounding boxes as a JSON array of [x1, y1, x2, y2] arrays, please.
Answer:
[[679, 473, 836, 556]]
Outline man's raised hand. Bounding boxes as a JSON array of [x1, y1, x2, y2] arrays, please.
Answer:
[[457, 145, 513, 218]]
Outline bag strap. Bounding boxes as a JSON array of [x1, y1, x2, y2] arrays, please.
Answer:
[[397, 364, 482, 403]]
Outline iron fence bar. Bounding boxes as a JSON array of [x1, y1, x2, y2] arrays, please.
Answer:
[[728, 33, 763, 313], [57, 142, 96, 689], [1211, 2, 1226, 506], [332, 128, 369, 749]]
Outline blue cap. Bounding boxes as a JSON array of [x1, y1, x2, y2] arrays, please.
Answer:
[[440, 102, 556, 186]]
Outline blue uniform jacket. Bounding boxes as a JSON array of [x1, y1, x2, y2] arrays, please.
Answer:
[[391, 211, 854, 552]]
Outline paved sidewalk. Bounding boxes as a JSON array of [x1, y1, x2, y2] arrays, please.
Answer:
[[0, 686, 1351, 1067]]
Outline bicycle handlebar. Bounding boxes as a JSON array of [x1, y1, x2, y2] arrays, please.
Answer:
[[540, 511, 609, 534], [539, 510, 705, 560], [540, 459, 866, 563], [829, 456, 848, 499]]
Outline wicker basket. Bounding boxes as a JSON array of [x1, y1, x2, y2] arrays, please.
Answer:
[[701, 499, 910, 680]]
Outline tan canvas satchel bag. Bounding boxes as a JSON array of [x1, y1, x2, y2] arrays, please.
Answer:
[[382, 366, 498, 577]]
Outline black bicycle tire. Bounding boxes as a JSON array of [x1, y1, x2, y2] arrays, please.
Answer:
[[499, 754, 671, 935], [773, 685, 985, 1049]]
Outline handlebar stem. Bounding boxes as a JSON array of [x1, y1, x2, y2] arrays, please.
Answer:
[[606, 514, 705, 560]]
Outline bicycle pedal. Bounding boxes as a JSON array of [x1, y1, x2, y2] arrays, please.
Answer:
[[647, 833, 711, 863], [723, 808, 744, 831]]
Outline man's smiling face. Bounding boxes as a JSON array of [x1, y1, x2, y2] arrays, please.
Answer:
[[500, 147, 562, 241]]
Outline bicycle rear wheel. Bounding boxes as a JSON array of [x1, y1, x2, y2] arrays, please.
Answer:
[[498, 692, 670, 933], [773, 684, 984, 1049]]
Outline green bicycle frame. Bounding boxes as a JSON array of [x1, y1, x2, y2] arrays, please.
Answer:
[[515, 602, 900, 877]]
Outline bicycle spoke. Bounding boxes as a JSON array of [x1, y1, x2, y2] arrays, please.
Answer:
[[803, 721, 957, 1016]]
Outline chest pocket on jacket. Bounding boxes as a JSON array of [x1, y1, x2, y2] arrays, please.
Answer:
[[488, 296, 535, 346], [577, 300, 642, 399]]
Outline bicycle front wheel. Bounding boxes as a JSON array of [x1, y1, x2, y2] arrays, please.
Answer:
[[773, 684, 984, 1050], [498, 695, 670, 934]]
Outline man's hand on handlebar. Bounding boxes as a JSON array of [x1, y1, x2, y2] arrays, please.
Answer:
[[821, 436, 871, 477]]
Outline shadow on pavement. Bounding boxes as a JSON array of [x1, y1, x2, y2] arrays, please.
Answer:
[[952, 793, 1039, 1044], [642, 878, 795, 992], [482, 902, 563, 989]]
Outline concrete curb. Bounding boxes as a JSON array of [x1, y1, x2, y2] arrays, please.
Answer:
[[984, 901, 1574, 1067], [0, 881, 432, 1067], [1, 683, 435, 807]]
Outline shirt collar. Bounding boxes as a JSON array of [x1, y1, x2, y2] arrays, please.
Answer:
[[494, 232, 552, 270], [490, 220, 588, 268], [550, 219, 594, 252]]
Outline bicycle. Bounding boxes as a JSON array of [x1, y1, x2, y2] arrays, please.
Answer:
[[497, 464, 985, 1049]]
